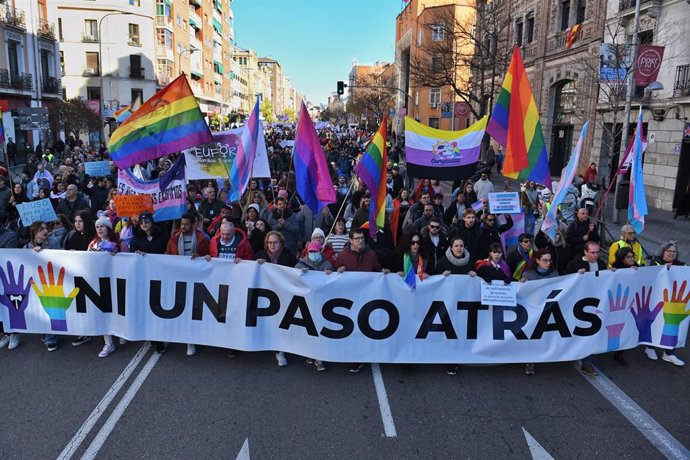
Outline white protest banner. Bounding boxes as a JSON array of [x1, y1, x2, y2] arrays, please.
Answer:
[[16, 199, 58, 226], [489, 192, 521, 214], [481, 281, 517, 307], [184, 128, 271, 180], [1, 251, 688, 364], [84, 160, 111, 177]]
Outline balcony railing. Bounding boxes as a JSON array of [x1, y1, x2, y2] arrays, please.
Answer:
[[37, 19, 55, 39], [42, 76, 59, 94], [82, 34, 99, 43], [82, 68, 100, 77], [0, 6, 26, 30], [0, 69, 33, 90], [523, 42, 537, 59], [155, 16, 173, 29], [157, 75, 172, 87], [128, 39, 142, 47], [129, 67, 145, 79], [619, 0, 650, 11], [674, 64, 690, 97], [547, 21, 594, 52]]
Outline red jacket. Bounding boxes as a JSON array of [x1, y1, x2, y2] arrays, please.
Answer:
[[299, 242, 336, 266], [208, 227, 254, 260], [166, 229, 210, 256]]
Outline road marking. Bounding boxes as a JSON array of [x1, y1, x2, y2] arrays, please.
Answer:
[[81, 351, 162, 460], [371, 363, 397, 438], [574, 363, 690, 460], [522, 427, 555, 460], [57, 342, 151, 460], [235, 438, 250, 460]]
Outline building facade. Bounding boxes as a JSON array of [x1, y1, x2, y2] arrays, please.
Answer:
[[258, 57, 283, 118]]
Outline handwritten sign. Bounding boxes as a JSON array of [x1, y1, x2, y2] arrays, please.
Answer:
[[480, 281, 517, 307], [114, 195, 154, 219], [489, 192, 521, 214], [16, 199, 58, 226], [84, 161, 111, 177]]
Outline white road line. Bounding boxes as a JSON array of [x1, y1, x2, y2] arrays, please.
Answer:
[[57, 342, 151, 460], [80, 351, 162, 460], [522, 427, 555, 460], [574, 363, 690, 460], [235, 438, 250, 460], [371, 363, 397, 438]]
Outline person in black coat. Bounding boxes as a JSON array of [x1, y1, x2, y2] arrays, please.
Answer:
[[420, 217, 448, 271], [129, 212, 168, 255], [478, 212, 513, 260], [565, 208, 600, 260], [565, 241, 607, 274], [435, 236, 476, 276], [475, 242, 512, 282], [449, 209, 485, 262]]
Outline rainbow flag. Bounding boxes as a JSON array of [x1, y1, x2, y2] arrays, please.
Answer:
[[293, 102, 336, 213], [354, 118, 387, 238], [486, 45, 551, 187], [628, 108, 647, 234], [229, 98, 261, 202], [108, 74, 213, 169], [113, 97, 140, 124], [403, 253, 424, 290]]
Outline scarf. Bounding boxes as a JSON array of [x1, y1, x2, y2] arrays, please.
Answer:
[[177, 229, 198, 256], [268, 248, 282, 264], [403, 252, 424, 290], [512, 246, 533, 280], [444, 247, 470, 267]]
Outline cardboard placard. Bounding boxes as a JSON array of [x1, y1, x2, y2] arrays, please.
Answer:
[[16, 198, 58, 226], [114, 194, 154, 218]]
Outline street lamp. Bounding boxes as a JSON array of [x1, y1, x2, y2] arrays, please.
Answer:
[[98, 11, 152, 145], [178, 46, 198, 76]]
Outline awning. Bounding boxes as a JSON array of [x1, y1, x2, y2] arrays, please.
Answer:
[[190, 69, 203, 78], [189, 18, 199, 29], [212, 18, 222, 33], [214, 0, 222, 11], [191, 0, 202, 6], [214, 61, 224, 73]]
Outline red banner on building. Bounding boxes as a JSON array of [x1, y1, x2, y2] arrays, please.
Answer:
[[635, 45, 665, 86]]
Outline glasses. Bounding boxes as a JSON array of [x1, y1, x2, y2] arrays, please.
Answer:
[[520, 240, 532, 244], [429, 225, 440, 229], [539, 258, 552, 263], [140, 218, 152, 224], [665, 249, 677, 254], [486, 218, 495, 222], [411, 240, 420, 245]]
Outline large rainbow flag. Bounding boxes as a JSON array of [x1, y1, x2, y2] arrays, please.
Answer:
[[354, 118, 387, 238], [108, 74, 213, 169], [486, 45, 551, 187]]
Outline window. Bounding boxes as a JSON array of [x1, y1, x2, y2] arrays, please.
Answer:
[[429, 117, 440, 128], [417, 29, 422, 46], [85, 19, 97, 39], [431, 56, 442, 73], [515, 19, 524, 46], [58, 18, 63, 41], [576, 0, 586, 23], [129, 0, 141, 5], [130, 55, 142, 78], [131, 89, 144, 103], [59, 51, 64, 76], [8, 40, 19, 76], [431, 24, 445, 41], [559, 0, 570, 31], [128, 24, 140, 46], [525, 13, 534, 44], [87, 86, 101, 100], [429, 88, 441, 106], [85, 51, 99, 75]]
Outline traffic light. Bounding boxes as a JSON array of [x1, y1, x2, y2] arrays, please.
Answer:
[[337, 81, 344, 95]]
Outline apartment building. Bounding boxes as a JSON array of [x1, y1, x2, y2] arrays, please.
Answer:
[[233, 46, 271, 114], [258, 56, 283, 118]]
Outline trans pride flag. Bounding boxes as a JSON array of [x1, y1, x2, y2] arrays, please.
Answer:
[[354, 118, 387, 237], [487, 45, 551, 187], [404, 116, 487, 180], [628, 108, 648, 234], [228, 98, 261, 202], [293, 102, 336, 213], [113, 97, 140, 124], [109, 74, 213, 169], [541, 122, 588, 242]]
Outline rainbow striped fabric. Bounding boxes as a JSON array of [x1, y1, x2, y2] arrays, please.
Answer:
[[113, 97, 140, 124], [354, 118, 388, 238], [108, 75, 213, 169], [486, 45, 551, 187]]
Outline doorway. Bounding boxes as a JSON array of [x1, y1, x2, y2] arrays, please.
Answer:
[[673, 140, 690, 209]]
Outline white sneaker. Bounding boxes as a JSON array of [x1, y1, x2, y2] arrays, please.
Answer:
[[0, 334, 9, 349], [662, 353, 685, 367], [644, 347, 658, 361], [276, 351, 288, 367], [119, 338, 128, 345], [8, 334, 20, 350], [98, 343, 116, 358], [187, 344, 196, 356]]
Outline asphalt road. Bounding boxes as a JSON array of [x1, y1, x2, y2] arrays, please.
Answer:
[[1, 335, 688, 459]]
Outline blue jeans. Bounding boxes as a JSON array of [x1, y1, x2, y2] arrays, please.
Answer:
[[42, 334, 57, 346], [524, 209, 536, 235]]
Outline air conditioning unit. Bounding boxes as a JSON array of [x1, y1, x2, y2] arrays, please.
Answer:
[[430, 103, 438, 108], [84, 69, 97, 76]]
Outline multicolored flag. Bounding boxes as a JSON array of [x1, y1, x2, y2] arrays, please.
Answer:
[[628, 108, 647, 234], [108, 74, 213, 169], [565, 24, 582, 49], [228, 98, 261, 202], [0, 110, 4, 143], [541, 121, 589, 242], [404, 116, 488, 180], [354, 118, 387, 238], [113, 97, 140, 124], [293, 102, 337, 213], [403, 252, 424, 290], [486, 45, 551, 187]]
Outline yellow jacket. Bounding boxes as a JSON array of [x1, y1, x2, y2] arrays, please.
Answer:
[[608, 239, 645, 267]]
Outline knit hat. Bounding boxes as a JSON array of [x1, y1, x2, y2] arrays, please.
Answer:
[[95, 217, 112, 230], [247, 203, 260, 214], [278, 190, 288, 198], [311, 228, 325, 240], [307, 241, 322, 252]]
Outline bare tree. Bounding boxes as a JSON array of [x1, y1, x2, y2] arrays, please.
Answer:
[[346, 71, 397, 127]]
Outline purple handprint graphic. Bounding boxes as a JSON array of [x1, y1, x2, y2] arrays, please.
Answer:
[[630, 286, 662, 343], [0, 261, 33, 330]]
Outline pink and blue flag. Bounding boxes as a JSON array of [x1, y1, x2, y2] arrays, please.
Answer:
[[541, 121, 588, 242], [628, 108, 647, 234], [229, 98, 261, 202], [293, 102, 336, 213]]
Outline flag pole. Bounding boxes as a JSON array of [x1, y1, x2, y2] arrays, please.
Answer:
[[326, 179, 355, 236]]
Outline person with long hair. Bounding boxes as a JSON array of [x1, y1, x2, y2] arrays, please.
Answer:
[[435, 236, 476, 276], [475, 242, 511, 283], [325, 217, 349, 255], [390, 188, 413, 246], [393, 230, 430, 279]]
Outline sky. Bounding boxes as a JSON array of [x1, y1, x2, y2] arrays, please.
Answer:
[[232, 0, 402, 106]]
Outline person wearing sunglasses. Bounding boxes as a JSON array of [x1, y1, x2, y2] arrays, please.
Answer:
[[478, 212, 513, 260], [421, 217, 448, 270], [394, 231, 430, 280]]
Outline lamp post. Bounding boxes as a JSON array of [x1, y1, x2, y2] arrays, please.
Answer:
[[98, 11, 152, 145], [178, 46, 198, 76]]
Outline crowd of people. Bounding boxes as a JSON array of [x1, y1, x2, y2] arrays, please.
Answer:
[[0, 128, 686, 375]]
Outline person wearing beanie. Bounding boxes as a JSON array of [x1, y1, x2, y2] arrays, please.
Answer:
[[299, 227, 336, 266]]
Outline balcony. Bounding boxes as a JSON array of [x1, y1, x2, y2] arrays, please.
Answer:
[[0, 69, 33, 90], [674, 64, 690, 97], [42, 76, 59, 94], [129, 66, 145, 79], [128, 39, 142, 47], [155, 15, 173, 31], [189, 8, 201, 29], [522, 42, 537, 60], [619, 0, 650, 11], [82, 68, 100, 77], [82, 34, 99, 43], [157, 75, 171, 87], [546, 21, 594, 52], [156, 47, 175, 62], [37, 19, 55, 40], [0, 6, 26, 30]]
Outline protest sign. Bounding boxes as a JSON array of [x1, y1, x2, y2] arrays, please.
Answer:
[[114, 195, 154, 218], [481, 281, 518, 307], [489, 192, 521, 214], [1, 251, 687, 364], [16, 199, 57, 226], [84, 161, 111, 177]]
